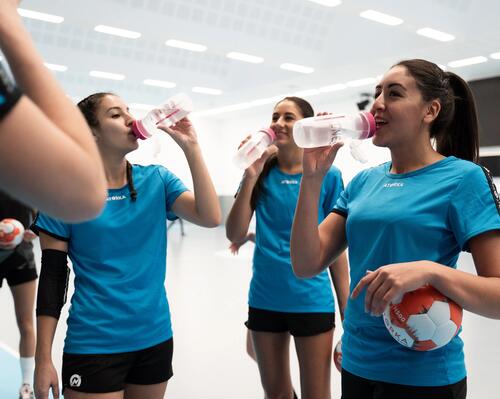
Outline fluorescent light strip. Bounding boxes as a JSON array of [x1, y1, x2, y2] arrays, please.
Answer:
[[490, 52, 500, 60], [226, 52, 264, 64], [416, 28, 455, 42], [18, 8, 64, 23], [94, 25, 141, 39], [143, 79, 176, 88], [360, 10, 403, 26], [480, 146, 500, 157], [447, 56, 488, 68], [192, 86, 222, 95], [89, 70, 125, 80], [280, 63, 314, 74], [293, 89, 321, 97], [44, 63, 68, 72], [346, 77, 377, 87], [165, 39, 207, 52], [319, 83, 346, 92], [307, 0, 342, 7]]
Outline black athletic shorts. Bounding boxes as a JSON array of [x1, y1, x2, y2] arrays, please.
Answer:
[[246, 307, 335, 337], [341, 369, 467, 399], [62, 338, 173, 393], [0, 241, 37, 287]]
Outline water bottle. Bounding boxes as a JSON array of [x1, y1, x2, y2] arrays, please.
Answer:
[[293, 112, 376, 148], [0, 218, 25, 249], [233, 128, 276, 169], [132, 93, 193, 140]]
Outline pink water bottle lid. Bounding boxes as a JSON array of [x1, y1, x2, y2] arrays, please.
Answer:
[[131, 120, 152, 140], [361, 112, 376, 139], [260, 127, 276, 141]]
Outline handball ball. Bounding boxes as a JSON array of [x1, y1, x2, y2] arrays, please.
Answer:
[[383, 285, 462, 351], [333, 339, 342, 372], [0, 218, 25, 248]]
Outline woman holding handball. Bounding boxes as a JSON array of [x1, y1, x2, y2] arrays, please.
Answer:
[[290, 59, 500, 398]]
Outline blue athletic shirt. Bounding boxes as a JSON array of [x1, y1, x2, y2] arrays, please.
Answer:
[[333, 156, 500, 386], [34, 164, 188, 354], [250, 165, 344, 312]]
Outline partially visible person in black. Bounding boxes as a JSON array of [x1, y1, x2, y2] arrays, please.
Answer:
[[0, 190, 38, 399]]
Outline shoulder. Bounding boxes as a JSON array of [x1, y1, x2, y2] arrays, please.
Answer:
[[349, 162, 387, 187]]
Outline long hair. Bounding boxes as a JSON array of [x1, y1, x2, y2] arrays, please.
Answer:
[[77, 93, 137, 202], [394, 59, 479, 162]]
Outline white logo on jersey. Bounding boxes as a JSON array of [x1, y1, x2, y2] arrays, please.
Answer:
[[383, 182, 404, 188], [106, 195, 127, 201], [69, 374, 82, 387], [281, 179, 299, 185]]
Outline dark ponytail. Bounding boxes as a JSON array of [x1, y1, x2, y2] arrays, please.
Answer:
[[395, 59, 479, 162], [78, 92, 138, 202], [249, 96, 314, 210]]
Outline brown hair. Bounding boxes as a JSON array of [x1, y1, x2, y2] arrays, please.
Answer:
[[249, 97, 314, 210], [394, 59, 479, 162], [77, 93, 137, 201]]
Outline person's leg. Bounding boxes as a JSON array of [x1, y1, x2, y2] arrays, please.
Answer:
[[373, 377, 467, 399], [246, 329, 257, 361], [251, 331, 295, 399], [341, 369, 375, 399], [294, 328, 334, 399], [124, 382, 167, 399], [64, 390, 124, 399]]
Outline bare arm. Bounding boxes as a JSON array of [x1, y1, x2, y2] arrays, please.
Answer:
[[165, 118, 220, 227], [0, 4, 106, 222], [34, 233, 68, 399], [329, 251, 349, 321], [354, 230, 500, 319]]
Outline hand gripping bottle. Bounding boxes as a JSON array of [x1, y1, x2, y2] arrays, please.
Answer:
[[233, 128, 276, 169], [0, 218, 25, 249], [132, 93, 193, 140], [293, 111, 376, 148]]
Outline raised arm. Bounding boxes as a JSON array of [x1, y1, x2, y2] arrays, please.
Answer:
[[0, 3, 106, 222], [290, 143, 346, 278], [329, 251, 349, 321], [34, 232, 69, 399], [163, 118, 221, 227]]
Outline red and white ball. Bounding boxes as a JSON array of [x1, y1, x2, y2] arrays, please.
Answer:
[[333, 339, 342, 372], [383, 285, 462, 351], [0, 218, 25, 249]]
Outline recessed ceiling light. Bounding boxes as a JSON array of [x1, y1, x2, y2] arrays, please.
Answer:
[[192, 86, 222, 95], [94, 25, 141, 39], [17, 8, 64, 23], [360, 10, 403, 26], [346, 78, 377, 87], [44, 63, 68, 72], [319, 83, 346, 92], [416, 28, 455, 42], [165, 39, 207, 52], [143, 79, 176, 88], [280, 63, 314, 74], [226, 52, 264, 64], [307, 0, 342, 7], [89, 70, 125, 80], [490, 52, 500, 60], [447, 56, 488, 68]]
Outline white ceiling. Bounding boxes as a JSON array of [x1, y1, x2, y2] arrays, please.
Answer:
[[17, 0, 500, 115]]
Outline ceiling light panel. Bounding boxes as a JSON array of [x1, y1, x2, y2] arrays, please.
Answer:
[[360, 10, 403, 26], [280, 63, 314, 74], [416, 28, 455, 42], [18, 8, 64, 23], [94, 25, 141, 39], [165, 39, 207, 52], [226, 52, 264, 64]]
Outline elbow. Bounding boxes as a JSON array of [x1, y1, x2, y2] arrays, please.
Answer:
[[60, 187, 106, 223], [291, 257, 319, 279]]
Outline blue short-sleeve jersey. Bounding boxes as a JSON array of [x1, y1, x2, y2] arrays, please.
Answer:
[[34, 164, 188, 354], [333, 156, 500, 386], [249, 165, 344, 312]]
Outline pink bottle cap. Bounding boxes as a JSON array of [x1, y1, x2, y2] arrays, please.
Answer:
[[260, 127, 276, 141], [131, 120, 152, 140], [360, 112, 376, 139]]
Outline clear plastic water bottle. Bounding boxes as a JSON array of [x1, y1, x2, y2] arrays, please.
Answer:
[[233, 128, 276, 169], [132, 93, 193, 140], [293, 112, 376, 148]]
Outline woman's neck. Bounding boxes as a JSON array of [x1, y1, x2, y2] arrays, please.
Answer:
[[277, 146, 303, 175], [389, 141, 444, 174], [101, 155, 128, 189]]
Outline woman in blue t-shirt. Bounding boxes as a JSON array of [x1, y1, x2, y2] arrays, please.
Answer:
[[226, 96, 349, 399], [33, 93, 221, 399], [291, 59, 500, 399]]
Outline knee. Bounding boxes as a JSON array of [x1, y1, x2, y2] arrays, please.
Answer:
[[17, 318, 35, 337], [263, 390, 294, 399]]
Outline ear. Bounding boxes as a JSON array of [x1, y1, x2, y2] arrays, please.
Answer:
[[423, 99, 441, 124]]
